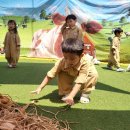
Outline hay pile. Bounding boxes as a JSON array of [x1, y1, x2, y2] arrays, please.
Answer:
[[0, 93, 72, 130]]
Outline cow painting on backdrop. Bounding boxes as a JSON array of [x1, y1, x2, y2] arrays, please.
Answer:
[[29, 13, 102, 65]]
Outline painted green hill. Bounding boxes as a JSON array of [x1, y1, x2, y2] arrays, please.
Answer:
[[90, 23, 130, 63], [0, 20, 130, 62]]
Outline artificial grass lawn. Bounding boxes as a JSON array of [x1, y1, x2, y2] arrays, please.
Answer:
[[0, 56, 130, 130]]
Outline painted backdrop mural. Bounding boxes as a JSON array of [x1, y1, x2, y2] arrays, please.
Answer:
[[0, 0, 130, 61]]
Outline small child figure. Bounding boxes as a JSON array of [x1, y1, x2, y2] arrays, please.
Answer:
[[31, 38, 98, 105], [3, 20, 20, 68], [61, 14, 83, 41], [107, 28, 125, 72]]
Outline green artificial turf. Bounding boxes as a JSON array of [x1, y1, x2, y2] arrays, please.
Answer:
[[0, 56, 130, 130]]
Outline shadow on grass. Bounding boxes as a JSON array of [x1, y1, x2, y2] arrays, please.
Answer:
[[0, 61, 57, 85], [30, 89, 81, 104], [97, 82, 130, 95], [1, 61, 130, 95], [30, 89, 63, 103], [101, 66, 115, 71], [18, 102, 130, 130], [30, 79, 130, 106]]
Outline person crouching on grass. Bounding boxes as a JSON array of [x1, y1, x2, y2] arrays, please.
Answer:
[[31, 38, 98, 105]]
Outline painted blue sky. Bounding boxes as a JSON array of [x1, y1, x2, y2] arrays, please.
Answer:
[[0, 0, 130, 21]]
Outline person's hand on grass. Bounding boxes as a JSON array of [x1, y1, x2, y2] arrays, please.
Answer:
[[31, 87, 42, 94], [62, 95, 74, 106]]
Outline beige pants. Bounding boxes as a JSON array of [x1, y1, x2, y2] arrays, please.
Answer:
[[107, 50, 120, 68], [5, 46, 20, 65], [57, 71, 98, 95]]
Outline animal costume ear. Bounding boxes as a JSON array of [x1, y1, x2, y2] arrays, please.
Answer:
[[52, 13, 66, 25], [81, 21, 103, 34]]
